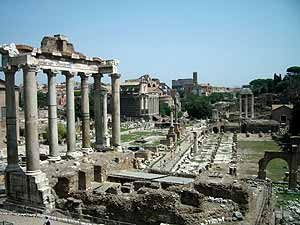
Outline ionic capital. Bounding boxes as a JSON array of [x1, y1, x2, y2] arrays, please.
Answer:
[[92, 73, 104, 79], [62, 71, 76, 77], [110, 73, 121, 79], [2, 65, 18, 74], [44, 69, 59, 77], [22, 64, 39, 73], [100, 88, 108, 95], [79, 72, 89, 79]]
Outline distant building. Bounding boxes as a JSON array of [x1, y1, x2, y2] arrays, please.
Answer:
[[0, 79, 20, 149], [172, 72, 200, 96], [118, 74, 180, 119], [271, 104, 293, 126], [119, 75, 160, 119]]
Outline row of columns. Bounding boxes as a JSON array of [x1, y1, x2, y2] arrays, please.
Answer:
[[239, 94, 254, 119], [4, 64, 121, 174]]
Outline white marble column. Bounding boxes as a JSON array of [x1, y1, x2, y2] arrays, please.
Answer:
[[4, 67, 20, 171], [80, 73, 91, 152], [23, 65, 40, 175], [63, 71, 76, 156], [45, 70, 60, 161], [110, 73, 121, 150]]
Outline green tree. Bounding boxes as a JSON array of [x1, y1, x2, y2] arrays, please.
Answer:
[[182, 95, 212, 119], [37, 91, 47, 108], [287, 66, 300, 75], [43, 122, 67, 144], [159, 102, 171, 116]]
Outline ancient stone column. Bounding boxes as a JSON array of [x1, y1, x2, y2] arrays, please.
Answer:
[[244, 95, 248, 118], [239, 95, 242, 118], [63, 71, 76, 156], [93, 74, 102, 150], [139, 95, 144, 116], [80, 73, 91, 152], [4, 67, 19, 171], [23, 65, 40, 174], [193, 131, 198, 153], [251, 94, 254, 118], [170, 109, 174, 127], [100, 88, 109, 147], [45, 70, 60, 161], [110, 73, 121, 150]]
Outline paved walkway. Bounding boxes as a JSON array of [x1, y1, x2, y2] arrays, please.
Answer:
[[151, 131, 194, 172], [0, 214, 71, 225]]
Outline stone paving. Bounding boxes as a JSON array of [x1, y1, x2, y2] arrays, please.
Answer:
[[0, 214, 70, 225]]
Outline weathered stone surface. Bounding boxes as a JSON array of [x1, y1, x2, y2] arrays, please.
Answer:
[[167, 185, 204, 207]]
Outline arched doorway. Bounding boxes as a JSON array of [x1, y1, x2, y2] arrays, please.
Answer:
[[265, 158, 289, 182], [258, 151, 298, 189]]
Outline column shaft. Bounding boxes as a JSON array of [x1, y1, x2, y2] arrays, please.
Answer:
[[100, 89, 109, 146], [245, 95, 248, 118], [46, 70, 60, 160], [239, 96, 242, 118], [64, 72, 76, 154], [23, 65, 40, 174], [5, 68, 19, 171], [80, 74, 90, 149], [110, 73, 121, 148], [251, 94, 254, 118], [93, 74, 102, 149]]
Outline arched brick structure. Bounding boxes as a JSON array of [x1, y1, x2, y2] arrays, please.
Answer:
[[258, 147, 300, 189]]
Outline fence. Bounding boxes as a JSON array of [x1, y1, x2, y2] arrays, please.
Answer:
[[1, 203, 135, 225], [0, 222, 14, 225]]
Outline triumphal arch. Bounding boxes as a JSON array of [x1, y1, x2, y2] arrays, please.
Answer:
[[0, 35, 121, 209]]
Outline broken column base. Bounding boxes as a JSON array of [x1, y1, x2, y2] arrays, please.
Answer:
[[48, 155, 61, 162], [174, 123, 181, 139], [5, 170, 55, 212], [66, 151, 83, 159], [81, 147, 94, 154], [112, 145, 123, 152]]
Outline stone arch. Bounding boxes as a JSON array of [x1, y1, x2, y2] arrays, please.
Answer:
[[258, 151, 297, 189]]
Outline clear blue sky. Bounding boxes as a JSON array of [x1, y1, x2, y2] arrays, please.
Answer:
[[0, 0, 299, 87]]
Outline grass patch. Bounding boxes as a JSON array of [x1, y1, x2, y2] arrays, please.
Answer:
[[121, 131, 164, 143], [239, 140, 280, 153], [121, 127, 136, 132], [239, 140, 287, 181]]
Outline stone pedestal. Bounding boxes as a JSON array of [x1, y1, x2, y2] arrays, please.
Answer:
[[174, 123, 181, 139], [167, 126, 177, 144], [192, 131, 198, 153], [5, 170, 55, 210]]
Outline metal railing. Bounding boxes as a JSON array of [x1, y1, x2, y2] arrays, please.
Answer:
[[0, 222, 14, 225], [1, 203, 136, 225]]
